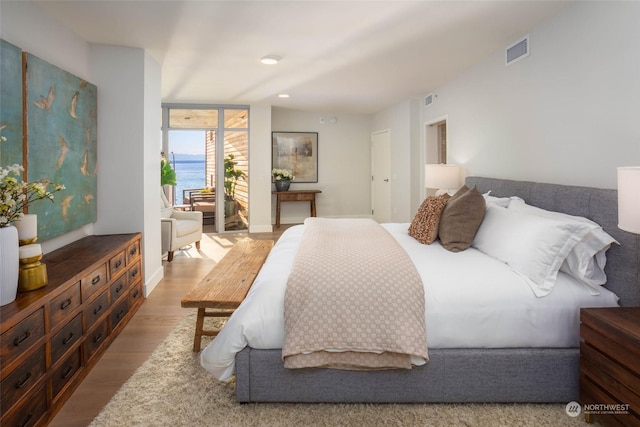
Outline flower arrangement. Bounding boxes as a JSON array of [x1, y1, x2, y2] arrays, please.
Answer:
[[271, 168, 294, 181], [0, 164, 65, 227]]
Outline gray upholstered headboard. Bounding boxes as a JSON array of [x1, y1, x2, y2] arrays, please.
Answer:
[[466, 177, 640, 307]]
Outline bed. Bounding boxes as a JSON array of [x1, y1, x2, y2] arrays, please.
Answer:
[[201, 177, 640, 403]]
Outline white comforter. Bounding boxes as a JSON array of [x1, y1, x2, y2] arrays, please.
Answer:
[[201, 223, 619, 382]]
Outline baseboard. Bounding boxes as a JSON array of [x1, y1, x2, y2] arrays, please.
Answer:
[[144, 265, 164, 297], [249, 224, 273, 233]]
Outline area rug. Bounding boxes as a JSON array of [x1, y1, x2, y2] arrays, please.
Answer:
[[90, 313, 591, 427]]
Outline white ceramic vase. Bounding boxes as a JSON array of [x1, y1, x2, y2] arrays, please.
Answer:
[[0, 225, 20, 306]]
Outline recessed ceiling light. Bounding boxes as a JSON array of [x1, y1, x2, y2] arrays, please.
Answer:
[[278, 94, 290, 98], [260, 56, 280, 65]]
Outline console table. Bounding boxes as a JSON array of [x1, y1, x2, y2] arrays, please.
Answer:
[[0, 233, 144, 427], [272, 190, 321, 228]]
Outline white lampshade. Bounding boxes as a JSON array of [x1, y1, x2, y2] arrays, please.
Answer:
[[425, 164, 461, 192], [618, 166, 640, 234]]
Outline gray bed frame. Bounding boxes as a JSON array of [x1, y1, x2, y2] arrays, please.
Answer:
[[235, 177, 640, 403]]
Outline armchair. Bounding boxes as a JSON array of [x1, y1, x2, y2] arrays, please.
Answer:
[[161, 190, 203, 262]]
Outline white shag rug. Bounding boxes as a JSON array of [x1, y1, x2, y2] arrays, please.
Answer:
[[90, 313, 593, 427]]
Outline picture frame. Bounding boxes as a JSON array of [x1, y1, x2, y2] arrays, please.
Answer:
[[272, 131, 318, 183], [24, 52, 98, 241]]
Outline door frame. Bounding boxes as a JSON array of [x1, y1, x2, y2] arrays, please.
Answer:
[[423, 115, 448, 199]]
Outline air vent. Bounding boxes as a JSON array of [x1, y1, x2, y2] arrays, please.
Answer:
[[506, 36, 529, 65], [425, 93, 434, 107]]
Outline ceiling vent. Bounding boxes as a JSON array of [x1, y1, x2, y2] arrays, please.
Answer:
[[425, 93, 434, 107], [506, 35, 529, 65]]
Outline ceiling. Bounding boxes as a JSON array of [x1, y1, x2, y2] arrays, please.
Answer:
[[37, 1, 570, 115]]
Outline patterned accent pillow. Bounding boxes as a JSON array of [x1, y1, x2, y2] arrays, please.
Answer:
[[408, 194, 451, 244], [438, 185, 486, 252]]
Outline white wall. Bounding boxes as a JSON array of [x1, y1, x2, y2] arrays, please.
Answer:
[[271, 108, 372, 224], [142, 52, 163, 292], [420, 1, 640, 192], [1, 3, 163, 294], [248, 104, 273, 233], [88, 45, 163, 294], [371, 99, 420, 222]]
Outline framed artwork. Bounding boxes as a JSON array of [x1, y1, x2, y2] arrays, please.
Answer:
[[272, 131, 318, 183], [0, 39, 23, 167], [24, 52, 98, 241]]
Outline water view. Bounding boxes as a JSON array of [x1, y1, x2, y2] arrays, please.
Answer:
[[169, 154, 205, 205]]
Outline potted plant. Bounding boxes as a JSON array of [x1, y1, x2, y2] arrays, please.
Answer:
[[224, 153, 246, 217], [271, 168, 294, 192], [160, 152, 177, 187]]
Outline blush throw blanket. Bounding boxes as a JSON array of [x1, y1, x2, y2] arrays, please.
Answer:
[[283, 218, 428, 370]]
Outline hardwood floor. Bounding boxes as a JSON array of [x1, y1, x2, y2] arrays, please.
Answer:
[[50, 226, 289, 427]]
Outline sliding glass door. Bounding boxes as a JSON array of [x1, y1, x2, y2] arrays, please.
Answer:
[[162, 105, 249, 232]]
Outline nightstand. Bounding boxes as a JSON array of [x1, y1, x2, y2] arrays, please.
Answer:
[[579, 307, 640, 426]]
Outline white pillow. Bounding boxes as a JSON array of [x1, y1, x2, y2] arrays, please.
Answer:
[[473, 204, 594, 297], [508, 199, 618, 292], [482, 191, 522, 208]]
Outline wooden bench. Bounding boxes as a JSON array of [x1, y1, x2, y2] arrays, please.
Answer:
[[181, 238, 275, 352]]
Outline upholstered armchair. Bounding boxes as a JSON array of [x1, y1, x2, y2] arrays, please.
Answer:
[[161, 190, 203, 262]]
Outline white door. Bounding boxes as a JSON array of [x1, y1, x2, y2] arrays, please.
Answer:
[[371, 130, 391, 222]]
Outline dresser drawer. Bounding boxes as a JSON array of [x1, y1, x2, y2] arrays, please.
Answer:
[[51, 314, 83, 364], [0, 345, 45, 412], [85, 290, 109, 330], [51, 347, 82, 399], [128, 280, 144, 308], [1, 309, 45, 362], [580, 342, 640, 410], [110, 299, 129, 331], [81, 264, 108, 301], [110, 273, 129, 303], [1, 384, 47, 427], [85, 319, 109, 361], [128, 261, 142, 284], [127, 240, 141, 264], [50, 282, 81, 328], [109, 250, 126, 278]]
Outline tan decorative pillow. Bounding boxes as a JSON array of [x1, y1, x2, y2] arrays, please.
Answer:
[[408, 194, 451, 244], [438, 186, 486, 252]]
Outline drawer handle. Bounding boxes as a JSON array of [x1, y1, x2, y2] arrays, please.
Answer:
[[115, 283, 124, 294], [13, 331, 31, 346], [91, 275, 101, 285], [93, 304, 103, 315], [115, 260, 122, 269], [18, 413, 33, 427], [130, 268, 138, 278], [132, 289, 140, 298], [129, 247, 137, 256], [94, 332, 104, 344], [62, 365, 74, 379], [62, 332, 74, 345], [60, 298, 72, 310], [15, 372, 32, 389], [117, 309, 125, 320]]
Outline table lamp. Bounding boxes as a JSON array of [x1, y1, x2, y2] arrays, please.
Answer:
[[618, 166, 640, 234], [425, 164, 461, 196]]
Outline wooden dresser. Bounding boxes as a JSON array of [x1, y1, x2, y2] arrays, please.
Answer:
[[0, 233, 144, 427], [579, 307, 640, 426]]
